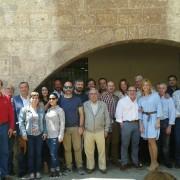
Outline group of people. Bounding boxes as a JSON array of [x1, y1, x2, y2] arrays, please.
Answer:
[[0, 74, 180, 180]]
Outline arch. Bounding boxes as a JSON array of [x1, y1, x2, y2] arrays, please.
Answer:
[[35, 38, 180, 90]]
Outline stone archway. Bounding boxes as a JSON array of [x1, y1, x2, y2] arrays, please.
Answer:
[[34, 37, 180, 91]]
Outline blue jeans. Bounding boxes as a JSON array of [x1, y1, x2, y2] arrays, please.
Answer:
[[28, 134, 43, 173], [47, 138, 60, 171], [8, 136, 14, 174], [0, 123, 9, 177], [175, 118, 180, 165]]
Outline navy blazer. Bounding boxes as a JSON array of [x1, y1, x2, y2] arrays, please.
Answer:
[[13, 95, 24, 135]]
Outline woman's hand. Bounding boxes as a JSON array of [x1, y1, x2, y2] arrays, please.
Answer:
[[140, 123, 144, 133], [155, 119, 160, 129], [42, 134, 47, 140]]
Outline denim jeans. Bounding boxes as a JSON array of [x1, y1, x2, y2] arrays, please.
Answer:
[[8, 136, 15, 174], [175, 118, 180, 165], [47, 138, 60, 171], [0, 123, 9, 177], [158, 119, 170, 164], [28, 134, 43, 173]]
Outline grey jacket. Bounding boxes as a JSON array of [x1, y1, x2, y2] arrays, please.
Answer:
[[83, 100, 110, 133]]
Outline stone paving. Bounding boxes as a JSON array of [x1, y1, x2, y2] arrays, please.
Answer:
[[12, 165, 180, 180]]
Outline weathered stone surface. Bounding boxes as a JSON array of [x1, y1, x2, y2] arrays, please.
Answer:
[[0, 0, 180, 91]]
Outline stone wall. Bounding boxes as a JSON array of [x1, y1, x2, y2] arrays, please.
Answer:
[[0, 0, 180, 90]]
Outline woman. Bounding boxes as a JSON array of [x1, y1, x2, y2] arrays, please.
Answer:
[[45, 93, 65, 177], [114, 78, 129, 98], [39, 86, 50, 173], [138, 79, 162, 171], [19, 92, 46, 179], [40, 86, 50, 111]]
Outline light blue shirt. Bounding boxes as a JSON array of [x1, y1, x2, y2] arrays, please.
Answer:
[[160, 96, 175, 125], [173, 90, 180, 117]]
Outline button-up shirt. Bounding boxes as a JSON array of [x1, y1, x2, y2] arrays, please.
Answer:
[[20, 95, 29, 107], [115, 96, 138, 123], [160, 95, 175, 125], [101, 91, 119, 120], [0, 94, 14, 129], [173, 90, 180, 117]]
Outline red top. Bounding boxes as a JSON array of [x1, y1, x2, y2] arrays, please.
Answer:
[[0, 94, 14, 129]]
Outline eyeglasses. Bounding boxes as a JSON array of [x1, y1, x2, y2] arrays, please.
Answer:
[[64, 86, 73, 90], [49, 98, 56, 100]]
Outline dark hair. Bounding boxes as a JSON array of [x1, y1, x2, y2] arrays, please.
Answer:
[[74, 79, 84, 84], [19, 81, 29, 88], [119, 78, 129, 95], [98, 77, 107, 84], [49, 93, 58, 99], [39, 86, 49, 100], [86, 78, 96, 86], [54, 78, 62, 83], [0, 79, 3, 86], [168, 75, 178, 81]]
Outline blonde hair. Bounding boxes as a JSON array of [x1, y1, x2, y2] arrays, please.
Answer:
[[141, 79, 153, 96], [30, 91, 39, 98]]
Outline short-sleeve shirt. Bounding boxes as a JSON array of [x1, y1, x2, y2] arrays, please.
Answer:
[[59, 96, 82, 128]]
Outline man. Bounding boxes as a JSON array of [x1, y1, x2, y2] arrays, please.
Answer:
[[53, 79, 63, 98], [134, 74, 143, 99], [5, 85, 15, 175], [100, 81, 119, 165], [173, 89, 180, 168], [13, 82, 29, 177], [167, 75, 179, 97], [158, 83, 175, 168], [83, 88, 110, 173], [116, 86, 141, 170], [98, 78, 107, 94], [60, 81, 85, 175], [0, 80, 14, 180], [74, 79, 88, 103]]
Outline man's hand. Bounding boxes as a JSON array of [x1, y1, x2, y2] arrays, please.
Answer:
[[104, 131, 108, 138], [8, 128, 13, 138], [78, 127, 84, 135], [120, 123, 123, 128], [166, 125, 172, 135]]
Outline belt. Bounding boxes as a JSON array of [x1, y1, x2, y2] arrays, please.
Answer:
[[123, 120, 139, 123], [142, 111, 157, 115]]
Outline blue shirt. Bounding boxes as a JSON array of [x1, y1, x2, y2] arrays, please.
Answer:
[[160, 96, 175, 125], [59, 96, 82, 128], [173, 90, 180, 117]]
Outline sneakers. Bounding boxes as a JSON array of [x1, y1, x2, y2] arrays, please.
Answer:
[[29, 173, 35, 180], [77, 167, 85, 175], [36, 172, 41, 179]]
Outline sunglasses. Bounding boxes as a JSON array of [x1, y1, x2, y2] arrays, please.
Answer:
[[64, 86, 73, 90], [49, 98, 56, 100]]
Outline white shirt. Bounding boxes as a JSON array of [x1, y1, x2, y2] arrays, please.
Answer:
[[115, 96, 138, 123], [20, 95, 29, 107], [91, 102, 98, 116]]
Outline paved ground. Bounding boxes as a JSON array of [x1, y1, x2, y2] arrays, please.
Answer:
[[12, 165, 180, 180]]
